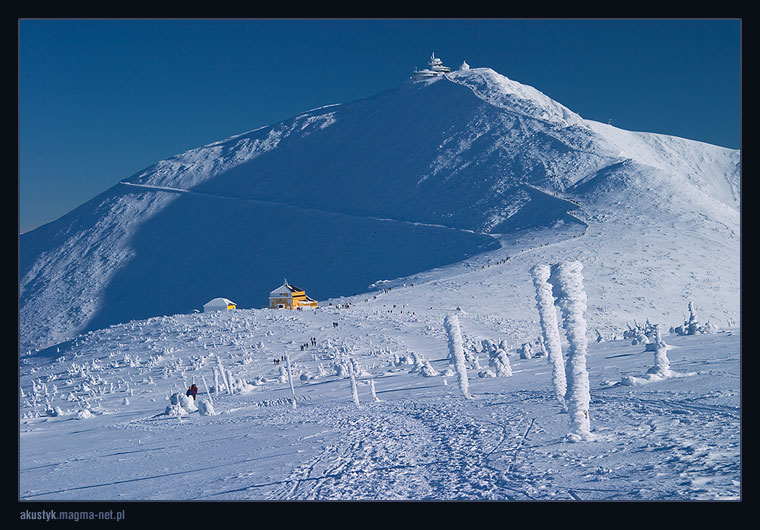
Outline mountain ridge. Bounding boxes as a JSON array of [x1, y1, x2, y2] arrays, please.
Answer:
[[19, 62, 740, 353]]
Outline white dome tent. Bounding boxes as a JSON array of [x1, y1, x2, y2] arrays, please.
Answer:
[[202, 297, 237, 312]]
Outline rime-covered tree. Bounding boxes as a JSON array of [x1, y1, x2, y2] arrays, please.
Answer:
[[488, 347, 512, 377], [531, 264, 567, 408], [549, 261, 593, 440], [646, 324, 672, 378], [285, 353, 297, 410], [348, 357, 361, 408], [444, 314, 471, 399], [673, 301, 718, 336]]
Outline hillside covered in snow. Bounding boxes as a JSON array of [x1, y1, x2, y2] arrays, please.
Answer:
[[19, 58, 739, 364]]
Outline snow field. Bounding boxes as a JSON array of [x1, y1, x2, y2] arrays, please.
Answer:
[[19, 299, 740, 500]]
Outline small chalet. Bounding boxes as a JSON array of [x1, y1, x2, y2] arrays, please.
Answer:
[[269, 280, 318, 310], [203, 297, 237, 312]]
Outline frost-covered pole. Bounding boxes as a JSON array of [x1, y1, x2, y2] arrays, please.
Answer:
[[687, 301, 699, 335], [213, 367, 220, 398], [444, 314, 471, 399], [285, 353, 297, 410], [370, 379, 381, 402], [201, 375, 214, 408], [217, 357, 231, 394], [348, 357, 361, 408], [648, 325, 672, 377], [549, 261, 593, 440], [531, 264, 567, 408]]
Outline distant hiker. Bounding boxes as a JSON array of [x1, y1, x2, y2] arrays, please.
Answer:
[[186, 384, 198, 400]]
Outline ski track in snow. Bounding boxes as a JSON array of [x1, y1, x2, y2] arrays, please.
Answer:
[[120, 181, 491, 240], [264, 399, 531, 500]]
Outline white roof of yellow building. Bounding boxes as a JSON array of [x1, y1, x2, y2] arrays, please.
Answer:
[[269, 282, 304, 298]]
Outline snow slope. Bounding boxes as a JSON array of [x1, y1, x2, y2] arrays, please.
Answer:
[[19, 63, 740, 375], [19, 303, 740, 501]]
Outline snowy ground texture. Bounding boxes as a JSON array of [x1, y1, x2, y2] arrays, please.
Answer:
[[19, 297, 740, 502]]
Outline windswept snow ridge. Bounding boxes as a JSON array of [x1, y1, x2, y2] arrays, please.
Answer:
[[446, 67, 586, 128]]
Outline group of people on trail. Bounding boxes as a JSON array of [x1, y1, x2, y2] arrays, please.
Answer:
[[186, 383, 198, 400], [299, 337, 318, 351]]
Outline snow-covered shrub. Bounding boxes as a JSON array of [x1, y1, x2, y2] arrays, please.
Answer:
[[350, 357, 368, 377], [444, 314, 471, 399], [420, 360, 439, 377], [478, 370, 496, 378], [164, 403, 185, 418], [197, 398, 215, 416], [672, 301, 718, 336], [624, 320, 658, 346], [45, 406, 65, 417], [405, 352, 422, 372], [317, 363, 328, 377], [531, 264, 566, 408], [333, 360, 349, 378], [471, 355, 481, 370], [549, 261, 592, 440], [480, 339, 496, 356], [171, 392, 197, 412], [392, 353, 410, 368], [488, 347, 512, 377], [463, 336, 481, 359], [76, 408, 94, 420], [619, 324, 697, 386], [517, 341, 536, 359]]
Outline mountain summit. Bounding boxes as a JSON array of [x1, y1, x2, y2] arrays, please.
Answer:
[[19, 57, 739, 353]]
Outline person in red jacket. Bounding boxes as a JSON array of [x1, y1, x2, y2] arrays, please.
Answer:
[[186, 384, 198, 400]]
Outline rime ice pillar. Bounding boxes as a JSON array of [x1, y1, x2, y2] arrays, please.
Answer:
[[348, 361, 361, 408], [548, 261, 593, 440], [285, 353, 297, 410], [445, 314, 471, 399], [531, 264, 567, 409], [646, 325, 672, 378]]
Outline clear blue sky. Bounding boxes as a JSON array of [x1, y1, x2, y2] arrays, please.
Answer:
[[19, 18, 741, 233]]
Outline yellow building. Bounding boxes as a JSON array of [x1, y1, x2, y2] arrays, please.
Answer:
[[269, 281, 318, 310]]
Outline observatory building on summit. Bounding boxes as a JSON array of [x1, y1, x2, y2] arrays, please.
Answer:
[[411, 52, 452, 80]]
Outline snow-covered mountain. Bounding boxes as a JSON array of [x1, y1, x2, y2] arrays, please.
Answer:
[[19, 60, 740, 354]]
